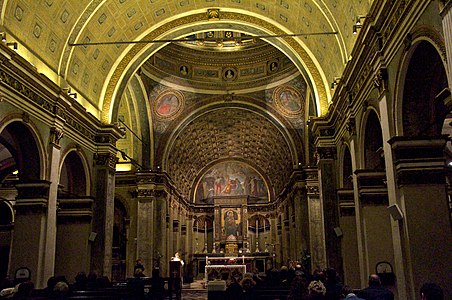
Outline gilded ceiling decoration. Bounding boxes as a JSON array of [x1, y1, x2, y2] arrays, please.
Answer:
[[165, 107, 295, 201], [142, 42, 298, 92]]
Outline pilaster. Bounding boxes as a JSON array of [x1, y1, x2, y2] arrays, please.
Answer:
[[10, 181, 50, 288], [389, 136, 452, 298], [305, 167, 326, 270], [91, 124, 123, 278], [55, 197, 93, 280], [316, 147, 341, 271]]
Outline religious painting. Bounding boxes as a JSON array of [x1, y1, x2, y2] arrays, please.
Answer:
[[268, 59, 279, 73], [222, 67, 237, 81], [194, 161, 268, 202], [153, 90, 184, 119], [273, 86, 304, 117], [221, 207, 242, 240]]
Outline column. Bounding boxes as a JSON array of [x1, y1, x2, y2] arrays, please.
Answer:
[[282, 207, 290, 261], [136, 177, 154, 273], [43, 126, 63, 285], [91, 125, 123, 278], [214, 205, 221, 252], [305, 167, 326, 271], [153, 190, 168, 276], [288, 196, 296, 259], [379, 92, 408, 299], [293, 180, 310, 270], [316, 147, 341, 271], [270, 216, 278, 267]]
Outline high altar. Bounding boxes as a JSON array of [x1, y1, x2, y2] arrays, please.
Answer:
[[191, 197, 273, 280]]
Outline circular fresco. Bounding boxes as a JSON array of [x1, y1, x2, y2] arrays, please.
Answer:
[[273, 86, 304, 117], [153, 89, 184, 119]]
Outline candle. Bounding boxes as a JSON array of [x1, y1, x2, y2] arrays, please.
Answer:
[[256, 219, 258, 239]]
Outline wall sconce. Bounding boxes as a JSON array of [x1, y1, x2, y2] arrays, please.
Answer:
[[69, 92, 77, 99], [7, 42, 17, 50], [353, 16, 367, 35], [0, 32, 6, 42], [331, 77, 341, 90]]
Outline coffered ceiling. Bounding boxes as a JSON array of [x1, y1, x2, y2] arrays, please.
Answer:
[[1, 0, 372, 121], [0, 0, 373, 201]]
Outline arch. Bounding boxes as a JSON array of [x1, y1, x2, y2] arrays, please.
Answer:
[[362, 109, 384, 170], [340, 144, 353, 189], [0, 199, 14, 225], [0, 118, 45, 182], [397, 40, 448, 137], [59, 147, 90, 197], [192, 160, 271, 203], [101, 10, 331, 124]]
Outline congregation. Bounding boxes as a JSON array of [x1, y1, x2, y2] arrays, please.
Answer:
[[0, 264, 446, 300]]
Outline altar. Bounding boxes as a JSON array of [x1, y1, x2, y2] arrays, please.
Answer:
[[205, 264, 247, 283], [192, 253, 273, 280]]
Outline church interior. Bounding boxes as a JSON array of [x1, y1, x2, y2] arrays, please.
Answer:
[[0, 0, 451, 299]]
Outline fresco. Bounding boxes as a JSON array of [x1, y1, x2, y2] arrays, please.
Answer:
[[273, 86, 304, 117], [153, 90, 184, 118], [195, 161, 268, 202]]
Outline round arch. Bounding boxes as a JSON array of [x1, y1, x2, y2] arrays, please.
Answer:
[[395, 29, 449, 137], [338, 143, 353, 189], [362, 109, 384, 170], [101, 10, 331, 124], [0, 116, 46, 182], [59, 146, 91, 197]]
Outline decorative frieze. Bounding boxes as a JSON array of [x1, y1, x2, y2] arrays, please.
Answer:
[[316, 146, 336, 160]]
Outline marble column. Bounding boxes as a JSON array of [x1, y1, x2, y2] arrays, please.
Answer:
[[91, 151, 116, 278], [282, 206, 290, 262], [152, 190, 168, 276], [379, 93, 408, 298], [316, 147, 341, 271], [305, 167, 326, 271], [91, 125, 122, 278], [136, 185, 153, 273], [270, 216, 278, 267], [288, 197, 296, 259], [43, 127, 63, 285], [293, 181, 309, 265]]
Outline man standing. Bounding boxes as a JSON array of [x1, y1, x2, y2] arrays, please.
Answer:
[[357, 274, 394, 300]]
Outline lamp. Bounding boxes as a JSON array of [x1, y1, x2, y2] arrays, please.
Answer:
[[352, 24, 361, 35], [353, 15, 367, 34], [331, 77, 341, 90], [6, 42, 17, 50], [69, 92, 77, 99], [0, 32, 6, 42]]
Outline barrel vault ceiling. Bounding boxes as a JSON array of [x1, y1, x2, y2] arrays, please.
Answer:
[[0, 0, 373, 201]]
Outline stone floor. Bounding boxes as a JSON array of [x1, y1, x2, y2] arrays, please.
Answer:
[[180, 281, 207, 300]]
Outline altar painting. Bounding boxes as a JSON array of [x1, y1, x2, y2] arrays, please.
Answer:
[[221, 208, 242, 239], [195, 161, 268, 202]]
